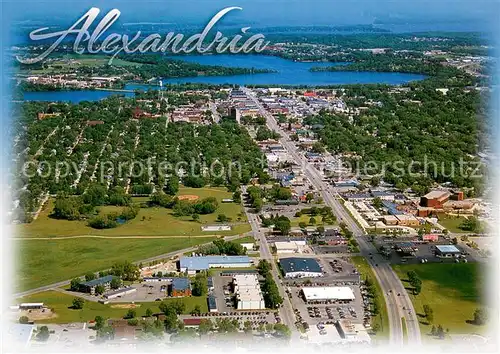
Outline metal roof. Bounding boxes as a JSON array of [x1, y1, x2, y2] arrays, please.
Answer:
[[279, 257, 322, 274], [171, 277, 191, 290], [82, 275, 114, 287], [436, 245, 461, 253], [180, 256, 251, 271]]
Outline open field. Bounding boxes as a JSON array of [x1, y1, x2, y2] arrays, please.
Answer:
[[15, 291, 207, 324], [16, 237, 217, 292], [438, 215, 470, 233], [27, 54, 143, 74], [291, 214, 336, 228], [350, 256, 389, 340], [392, 263, 486, 337], [16, 187, 250, 238]]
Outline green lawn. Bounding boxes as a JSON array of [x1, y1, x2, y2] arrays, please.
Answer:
[[350, 256, 389, 340], [438, 215, 470, 233], [15, 237, 217, 292], [291, 214, 336, 227], [16, 291, 207, 324], [17, 187, 250, 238], [392, 263, 486, 337], [233, 236, 256, 244]]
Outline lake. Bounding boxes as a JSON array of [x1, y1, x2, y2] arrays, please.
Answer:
[[22, 55, 426, 102]]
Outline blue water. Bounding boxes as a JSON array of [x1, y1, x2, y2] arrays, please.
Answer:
[[159, 54, 426, 86], [21, 55, 426, 102], [22, 90, 134, 103]]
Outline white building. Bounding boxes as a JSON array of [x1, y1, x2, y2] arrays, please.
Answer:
[[302, 287, 355, 302], [233, 274, 265, 310], [279, 257, 323, 279], [274, 240, 306, 254]]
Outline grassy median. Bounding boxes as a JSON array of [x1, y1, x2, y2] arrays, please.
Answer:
[[351, 256, 389, 339]]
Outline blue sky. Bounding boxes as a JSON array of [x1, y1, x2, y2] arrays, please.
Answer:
[[1, 0, 498, 27]]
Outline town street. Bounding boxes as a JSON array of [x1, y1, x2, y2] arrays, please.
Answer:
[[242, 87, 422, 346]]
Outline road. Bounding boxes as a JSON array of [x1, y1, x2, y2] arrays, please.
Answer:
[[242, 87, 422, 346], [13, 234, 246, 299], [241, 185, 300, 341]]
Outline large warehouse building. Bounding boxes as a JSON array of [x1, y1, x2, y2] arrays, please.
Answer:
[[301, 287, 355, 302], [233, 274, 265, 310], [279, 257, 323, 278], [179, 256, 251, 274]]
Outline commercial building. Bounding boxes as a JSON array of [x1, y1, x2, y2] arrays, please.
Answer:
[[422, 234, 439, 242], [420, 190, 451, 208], [335, 319, 371, 344], [169, 278, 191, 297], [179, 256, 252, 275], [208, 295, 218, 312], [274, 240, 306, 254], [279, 257, 323, 278], [301, 287, 355, 302], [81, 275, 114, 295], [18, 303, 44, 310], [201, 225, 232, 232], [104, 287, 137, 300], [395, 214, 420, 227], [435, 245, 462, 258], [233, 274, 265, 310]]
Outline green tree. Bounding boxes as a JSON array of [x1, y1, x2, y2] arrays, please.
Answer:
[[110, 277, 122, 290], [95, 284, 105, 295], [199, 319, 213, 335], [423, 304, 434, 323], [145, 308, 153, 317], [70, 278, 81, 291], [94, 316, 105, 330], [124, 309, 136, 319], [191, 213, 200, 222], [19, 316, 29, 324], [36, 326, 50, 342], [72, 297, 84, 309]]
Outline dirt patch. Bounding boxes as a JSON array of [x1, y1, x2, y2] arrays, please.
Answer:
[[110, 304, 142, 309], [21, 309, 57, 321], [177, 195, 200, 202]]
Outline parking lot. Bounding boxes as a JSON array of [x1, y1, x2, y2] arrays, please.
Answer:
[[211, 274, 236, 312], [105, 281, 169, 303], [373, 239, 475, 265]]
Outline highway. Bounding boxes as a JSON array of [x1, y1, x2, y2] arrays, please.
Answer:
[[241, 185, 300, 341], [242, 87, 422, 346]]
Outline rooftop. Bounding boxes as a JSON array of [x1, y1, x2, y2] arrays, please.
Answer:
[[279, 257, 322, 274], [424, 190, 450, 200], [302, 287, 355, 301], [82, 275, 114, 287], [180, 256, 251, 271], [436, 245, 461, 253], [171, 277, 191, 290]]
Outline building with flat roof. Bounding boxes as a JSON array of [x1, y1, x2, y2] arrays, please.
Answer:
[[335, 319, 371, 344], [274, 240, 306, 254], [233, 274, 265, 310], [279, 257, 323, 278], [81, 275, 114, 295], [208, 295, 218, 312], [169, 278, 191, 297], [3, 324, 34, 348], [435, 245, 461, 257], [104, 287, 137, 300], [180, 256, 252, 274], [301, 287, 355, 302]]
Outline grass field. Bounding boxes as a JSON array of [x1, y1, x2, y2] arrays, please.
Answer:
[[392, 263, 486, 337], [437, 215, 470, 233], [16, 291, 207, 324], [16, 237, 217, 292], [350, 256, 389, 340], [17, 187, 250, 238], [291, 214, 336, 227], [27, 54, 143, 74]]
